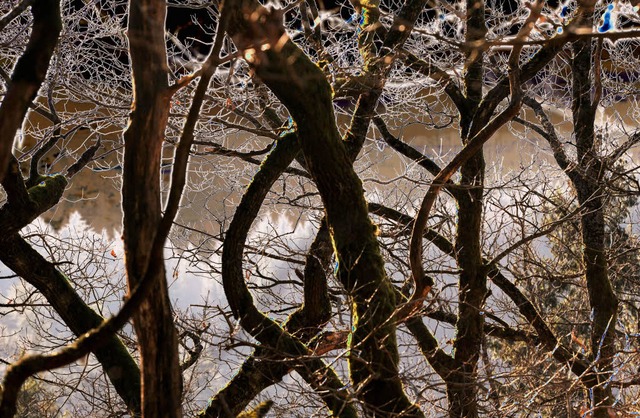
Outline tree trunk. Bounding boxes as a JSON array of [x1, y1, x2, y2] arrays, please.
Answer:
[[122, 0, 182, 416], [226, 2, 421, 415], [446, 2, 487, 415], [449, 154, 486, 418], [571, 17, 618, 417]]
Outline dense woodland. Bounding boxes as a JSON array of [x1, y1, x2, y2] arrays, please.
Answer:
[[1, 0, 640, 416]]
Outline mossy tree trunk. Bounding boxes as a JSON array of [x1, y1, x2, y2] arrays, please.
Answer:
[[226, 1, 421, 415], [0, 159, 142, 415]]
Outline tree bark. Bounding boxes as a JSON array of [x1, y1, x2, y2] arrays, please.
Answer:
[[448, 168, 485, 418], [444, 2, 487, 416], [570, 20, 618, 416], [122, 0, 182, 416]]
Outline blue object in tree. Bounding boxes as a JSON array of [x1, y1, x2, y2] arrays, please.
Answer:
[[280, 117, 295, 137], [345, 13, 364, 34], [345, 12, 358, 24], [598, 4, 614, 33]]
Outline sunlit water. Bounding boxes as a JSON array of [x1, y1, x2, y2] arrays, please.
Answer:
[[3, 109, 640, 415]]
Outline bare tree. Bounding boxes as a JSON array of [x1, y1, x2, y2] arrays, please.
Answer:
[[1, 0, 640, 417]]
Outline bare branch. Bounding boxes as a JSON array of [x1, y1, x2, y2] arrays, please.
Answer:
[[0, 0, 61, 183], [0, 0, 35, 32]]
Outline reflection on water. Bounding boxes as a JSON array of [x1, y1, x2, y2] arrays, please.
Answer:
[[18, 97, 638, 234], [31, 122, 554, 234]]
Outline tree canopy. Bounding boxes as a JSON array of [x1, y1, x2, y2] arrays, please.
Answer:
[[1, 0, 640, 417]]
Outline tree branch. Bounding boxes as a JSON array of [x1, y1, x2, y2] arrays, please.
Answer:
[[0, 0, 35, 32], [404, 60, 523, 318], [219, 132, 356, 417], [0, 234, 142, 415], [0, 0, 61, 183], [372, 115, 463, 200]]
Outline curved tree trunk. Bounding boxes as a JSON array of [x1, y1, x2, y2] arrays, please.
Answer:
[[226, 1, 422, 415], [220, 133, 357, 417]]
